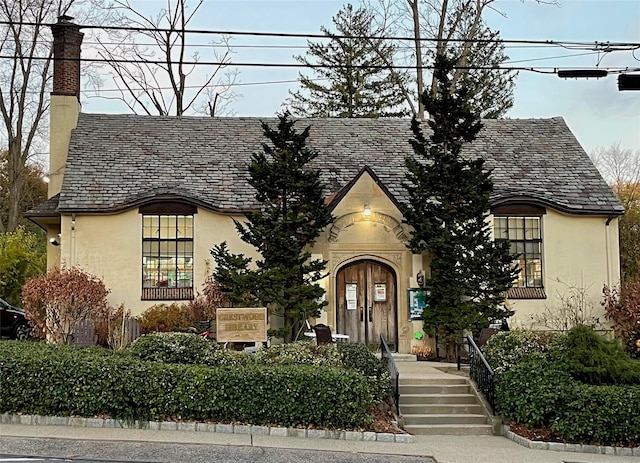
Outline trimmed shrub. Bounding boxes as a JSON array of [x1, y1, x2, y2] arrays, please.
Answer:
[[128, 332, 253, 367], [551, 384, 640, 446], [253, 340, 342, 367], [482, 329, 562, 373], [0, 341, 372, 429], [495, 353, 575, 428], [128, 332, 216, 365]]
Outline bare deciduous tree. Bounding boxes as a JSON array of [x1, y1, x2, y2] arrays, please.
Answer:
[[0, 0, 107, 233], [590, 142, 640, 188], [590, 143, 640, 280], [0, 0, 71, 232], [91, 0, 239, 116], [361, 0, 554, 119]]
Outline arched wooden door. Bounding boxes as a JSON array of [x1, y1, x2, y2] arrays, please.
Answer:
[[336, 260, 397, 350]]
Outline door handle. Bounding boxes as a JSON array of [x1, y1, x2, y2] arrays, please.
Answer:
[[360, 307, 364, 322], [369, 306, 373, 322]]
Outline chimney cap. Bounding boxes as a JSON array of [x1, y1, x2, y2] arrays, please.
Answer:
[[57, 14, 75, 23]]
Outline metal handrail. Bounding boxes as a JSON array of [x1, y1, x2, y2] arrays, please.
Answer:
[[379, 334, 400, 414], [466, 334, 496, 414]]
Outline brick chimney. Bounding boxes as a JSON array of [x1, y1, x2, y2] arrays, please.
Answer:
[[51, 15, 83, 99], [48, 15, 83, 199]]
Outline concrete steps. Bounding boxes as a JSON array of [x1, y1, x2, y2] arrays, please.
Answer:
[[399, 376, 493, 436]]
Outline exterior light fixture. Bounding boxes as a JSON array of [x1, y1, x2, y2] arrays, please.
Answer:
[[557, 69, 608, 79], [49, 233, 61, 246], [618, 74, 640, 91], [363, 204, 371, 217], [43, 164, 67, 184]]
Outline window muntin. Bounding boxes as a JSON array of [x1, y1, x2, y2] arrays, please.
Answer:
[[142, 214, 194, 289], [494, 216, 543, 288]]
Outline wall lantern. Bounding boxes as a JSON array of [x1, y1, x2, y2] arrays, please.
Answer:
[[363, 203, 372, 217]]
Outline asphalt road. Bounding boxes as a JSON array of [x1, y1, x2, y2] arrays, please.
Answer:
[[0, 437, 436, 463]]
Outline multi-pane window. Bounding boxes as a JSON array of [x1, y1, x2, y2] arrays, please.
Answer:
[[494, 216, 543, 288], [142, 215, 194, 290]]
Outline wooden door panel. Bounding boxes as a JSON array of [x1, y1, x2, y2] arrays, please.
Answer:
[[336, 260, 397, 349], [337, 262, 365, 342]]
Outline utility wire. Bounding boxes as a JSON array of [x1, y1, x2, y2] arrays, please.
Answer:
[[2, 53, 637, 74], [2, 19, 640, 49]]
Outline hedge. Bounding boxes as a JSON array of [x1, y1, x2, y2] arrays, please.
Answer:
[[551, 383, 640, 446], [0, 341, 373, 429], [495, 351, 640, 446]]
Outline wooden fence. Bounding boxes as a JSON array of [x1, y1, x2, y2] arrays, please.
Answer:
[[72, 319, 140, 347]]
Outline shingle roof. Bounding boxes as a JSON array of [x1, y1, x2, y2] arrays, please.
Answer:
[[24, 194, 60, 217], [58, 114, 623, 215]]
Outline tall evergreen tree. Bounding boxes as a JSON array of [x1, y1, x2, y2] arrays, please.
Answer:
[[285, 4, 410, 118], [402, 53, 517, 341], [212, 112, 334, 342]]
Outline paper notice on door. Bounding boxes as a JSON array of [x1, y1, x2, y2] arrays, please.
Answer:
[[374, 283, 386, 302], [346, 283, 357, 310]]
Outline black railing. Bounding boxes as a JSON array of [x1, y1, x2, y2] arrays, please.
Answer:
[[380, 334, 400, 414], [466, 334, 496, 414]]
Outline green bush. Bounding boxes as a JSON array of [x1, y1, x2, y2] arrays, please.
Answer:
[[128, 332, 216, 365], [0, 341, 373, 429], [562, 325, 640, 385], [551, 384, 640, 446], [482, 329, 562, 374], [492, 327, 640, 446], [337, 343, 391, 402], [128, 332, 252, 367], [495, 353, 575, 428], [253, 340, 342, 367]]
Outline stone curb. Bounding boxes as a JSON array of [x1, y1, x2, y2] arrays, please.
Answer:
[[0, 413, 413, 444], [502, 425, 640, 456]]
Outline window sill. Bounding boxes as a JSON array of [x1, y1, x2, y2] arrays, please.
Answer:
[[506, 287, 546, 300], [142, 287, 194, 301]]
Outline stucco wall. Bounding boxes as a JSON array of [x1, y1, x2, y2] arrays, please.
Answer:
[[56, 208, 260, 316], [499, 209, 620, 330], [52, 174, 620, 349]]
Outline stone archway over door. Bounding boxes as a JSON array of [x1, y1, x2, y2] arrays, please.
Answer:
[[336, 260, 397, 350]]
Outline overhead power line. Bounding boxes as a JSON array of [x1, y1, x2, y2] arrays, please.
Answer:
[[1, 19, 639, 50], [1, 54, 637, 75], [2, 53, 637, 74]]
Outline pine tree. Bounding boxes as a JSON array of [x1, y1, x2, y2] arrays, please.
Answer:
[[285, 4, 410, 118], [402, 53, 517, 342], [212, 112, 333, 342]]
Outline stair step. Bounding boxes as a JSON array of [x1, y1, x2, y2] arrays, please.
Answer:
[[400, 403, 484, 415], [391, 353, 418, 362], [405, 424, 494, 436], [402, 414, 489, 425], [401, 393, 479, 405], [399, 377, 468, 386], [399, 384, 470, 395]]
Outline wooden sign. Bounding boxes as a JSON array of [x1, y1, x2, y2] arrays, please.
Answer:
[[216, 307, 267, 343]]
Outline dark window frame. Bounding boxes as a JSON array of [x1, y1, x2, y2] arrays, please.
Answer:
[[493, 206, 546, 299], [140, 211, 195, 301]]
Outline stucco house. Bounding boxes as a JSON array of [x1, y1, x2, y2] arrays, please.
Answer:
[[27, 17, 624, 353]]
